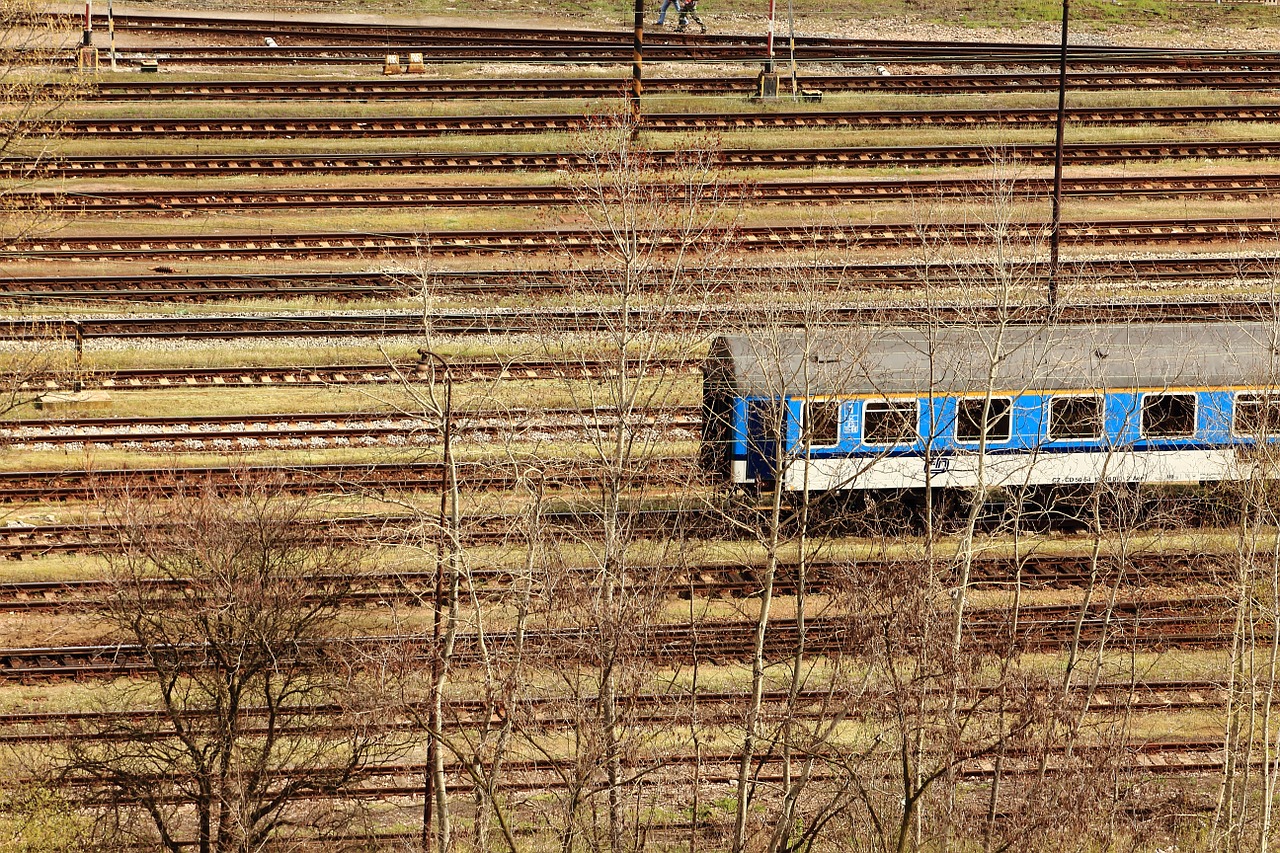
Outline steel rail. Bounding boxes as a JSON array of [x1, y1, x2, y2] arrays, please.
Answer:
[[29, 173, 1280, 214], [34, 742, 1245, 789], [4, 357, 700, 391], [13, 141, 1280, 181], [0, 405, 699, 449], [0, 687, 858, 732], [0, 600, 1235, 680], [6, 258, 1279, 306], [41, 12, 1246, 54], [45, 758, 1237, 817], [0, 550, 1223, 600], [0, 507, 716, 560], [13, 217, 1280, 263], [0, 692, 914, 747], [0, 458, 693, 502], [30, 104, 1280, 139], [69, 70, 1280, 101], [43, 748, 1241, 813], [0, 679, 1226, 735], [0, 508, 716, 560], [5, 300, 1280, 342], [39, 759, 1240, 818], [45, 39, 1280, 68], [45, 12, 1280, 67]]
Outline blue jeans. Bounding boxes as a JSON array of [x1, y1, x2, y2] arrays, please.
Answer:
[[656, 0, 679, 23]]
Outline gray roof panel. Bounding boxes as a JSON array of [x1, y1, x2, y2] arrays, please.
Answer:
[[710, 322, 1280, 397]]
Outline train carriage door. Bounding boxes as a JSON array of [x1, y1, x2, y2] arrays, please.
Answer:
[[700, 351, 737, 479], [746, 397, 788, 484]]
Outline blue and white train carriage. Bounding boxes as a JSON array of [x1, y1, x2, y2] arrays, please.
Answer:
[[701, 322, 1280, 493]]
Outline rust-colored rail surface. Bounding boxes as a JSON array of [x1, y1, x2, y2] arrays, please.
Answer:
[[0, 681, 1233, 746], [68, 71, 1280, 101], [13, 142, 1280, 180], [3, 358, 699, 390], [28, 105, 1280, 139], [27, 173, 1280, 214], [11, 218, 1280, 262], [0, 548, 1225, 595], [4, 258, 1275, 306], [0, 406, 699, 450], [0, 598, 1236, 680], [0, 458, 692, 502], [5, 301, 1280, 342], [0, 508, 717, 561], [36, 14, 1280, 68]]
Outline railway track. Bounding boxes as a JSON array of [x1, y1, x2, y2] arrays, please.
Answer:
[[0, 546, 1224, 597], [44, 12, 1280, 69], [0, 599, 1236, 680], [31, 173, 1280, 214], [6, 257, 1278, 307], [7, 300, 1280, 342], [70, 70, 1280, 101], [0, 507, 718, 561], [0, 405, 699, 450], [41, 747, 1241, 812], [32, 104, 1280, 139], [0, 688, 861, 739], [5, 357, 698, 391], [47, 42, 1280, 68], [15, 141, 1280, 181], [0, 458, 691, 502], [0, 679, 1229, 740], [13, 218, 1280, 263]]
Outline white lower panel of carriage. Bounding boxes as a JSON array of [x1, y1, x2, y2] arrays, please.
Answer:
[[782, 448, 1251, 491]]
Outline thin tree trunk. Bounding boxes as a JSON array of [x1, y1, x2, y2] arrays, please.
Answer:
[[734, 419, 786, 853]]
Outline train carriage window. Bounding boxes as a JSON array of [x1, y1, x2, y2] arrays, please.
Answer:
[[863, 400, 918, 445], [1049, 395, 1103, 440], [955, 397, 1012, 443], [1141, 393, 1197, 438], [1234, 393, 1280, 437], [802, 400, 841, 447]]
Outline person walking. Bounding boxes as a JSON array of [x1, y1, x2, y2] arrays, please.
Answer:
[[656, 0, 680, 25], [675, 0, 706, 33]]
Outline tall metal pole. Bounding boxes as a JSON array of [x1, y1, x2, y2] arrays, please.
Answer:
[[81, 0, 93, 46], [631, 0, 644, 135], [765, 0, 777, 73], [108, 0, 116, 71], [1048, 0, 1069, 312]]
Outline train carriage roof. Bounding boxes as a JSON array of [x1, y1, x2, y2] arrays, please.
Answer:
[[707, 322, 1280, 396]]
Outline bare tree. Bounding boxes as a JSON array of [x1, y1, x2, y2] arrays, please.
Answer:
[[1210, 309, 1280, 852], [60, 483, 409, 853], [524, 111, 731, 851], [1, 0, 82, 246]]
